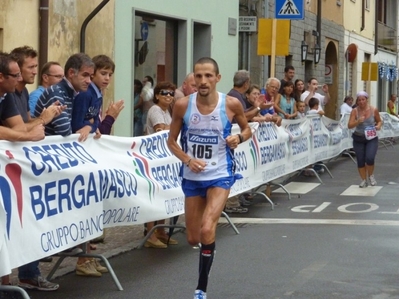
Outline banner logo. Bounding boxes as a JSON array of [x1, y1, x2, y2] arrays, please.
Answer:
[[128, 142, 158, 201], [1, 150, 23, 239]]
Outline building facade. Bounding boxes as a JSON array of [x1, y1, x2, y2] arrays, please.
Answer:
[[239, 0, 398, 119], [0, 0, 239, 137]]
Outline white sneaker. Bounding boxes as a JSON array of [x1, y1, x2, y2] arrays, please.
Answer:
[[359, 179, 368, 188], [194, 290, 207, 299], [369, 175, 377, 186]]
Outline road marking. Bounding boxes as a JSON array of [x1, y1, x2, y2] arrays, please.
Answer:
[[340, 185, 382, 196], [273, 182, 320, 194], [219, 218, 399, 226]]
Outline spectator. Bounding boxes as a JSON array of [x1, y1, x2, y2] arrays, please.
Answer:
[[133, 79, 143, 136], [141, 75, 154, 134], [279, 65, 295, 94], [0, 50, 56, 291], [144, 81, 179, 248], [261, 78, 283, 126], [274, 81, 297, 119], [34, 53, 94, 136], [294, 79, 305, 102], [29, 61, 64, 116], [387, 94, 398, 117], [171, 72, 197, 114], [300, 78, 330, 112], [296, 101, 306, 119], [307, 97, 324, 116], [340, 96, 354, 116]]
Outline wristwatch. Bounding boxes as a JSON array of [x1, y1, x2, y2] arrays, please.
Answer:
[[256, 106, 260, 111]]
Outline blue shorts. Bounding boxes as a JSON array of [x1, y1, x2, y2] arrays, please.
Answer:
[[182, 176, 239, 198]]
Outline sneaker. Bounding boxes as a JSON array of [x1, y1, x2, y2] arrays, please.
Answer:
[[194, 289, 207, 299], [238, 194, 252, 206], [76, 260, 102, 277], [224, 205, 248, 213], [359, 179, 368, 188], [369, 175, 377, 186], [316, 167, 325, 174], [90, 259, 108, 273], [18, 276, 59, 291]]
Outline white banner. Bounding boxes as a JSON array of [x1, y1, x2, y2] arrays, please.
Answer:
[[0, 113, 397, 273]]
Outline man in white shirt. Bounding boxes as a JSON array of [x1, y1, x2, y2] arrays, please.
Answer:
[[300, 77, 330, 112]]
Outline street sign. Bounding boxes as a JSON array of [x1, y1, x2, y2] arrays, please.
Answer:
[[140, 22, 149, 41], [239, 16, 257, 32], [325, 64, 333, 84], [275, 0, 304, 20]]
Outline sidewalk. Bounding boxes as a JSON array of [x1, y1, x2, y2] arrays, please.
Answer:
[[9, 217, 186, 284]]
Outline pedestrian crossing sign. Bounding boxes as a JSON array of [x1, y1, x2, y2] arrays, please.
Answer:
[[275, 0, 304, 20]]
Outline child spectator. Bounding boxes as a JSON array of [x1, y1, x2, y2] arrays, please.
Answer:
[[296, 101, 306, 119], [307, 97, 324, 116]]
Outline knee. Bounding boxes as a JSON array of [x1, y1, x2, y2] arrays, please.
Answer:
[[365, 158, 375, 166], [187, 235, 200, 246]]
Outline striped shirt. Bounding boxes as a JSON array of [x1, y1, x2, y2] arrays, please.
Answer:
[[34, 78, 77, 136]]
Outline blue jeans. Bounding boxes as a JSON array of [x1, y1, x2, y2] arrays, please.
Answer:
[[18, 261, 40, 280], [352, 134, 378, 167]]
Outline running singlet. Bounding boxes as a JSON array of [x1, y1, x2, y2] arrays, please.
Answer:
[[180, 92, 235, 181]]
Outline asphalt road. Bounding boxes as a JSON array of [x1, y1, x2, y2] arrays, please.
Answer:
[[12, 141, 399, 299]]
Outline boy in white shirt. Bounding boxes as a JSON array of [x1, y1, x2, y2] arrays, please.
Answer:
[[306, 97, 324, 116]]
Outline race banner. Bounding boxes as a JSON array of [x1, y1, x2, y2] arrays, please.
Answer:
[[0, 114, 397, 271]]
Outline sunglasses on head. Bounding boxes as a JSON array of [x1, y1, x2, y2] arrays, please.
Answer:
[[159, 90, 175, 97]]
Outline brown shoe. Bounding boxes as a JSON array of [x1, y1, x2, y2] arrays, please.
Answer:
[[155, 229, 178, 245], [144, 238, 167, 248], [91, 259, 108, 273], [156, 234, 178, 245], [76, 261, 102, 277]]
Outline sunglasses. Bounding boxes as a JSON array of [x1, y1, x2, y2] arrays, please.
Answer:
[[159, 90, 175, 97], [5, 72, 21, 78]]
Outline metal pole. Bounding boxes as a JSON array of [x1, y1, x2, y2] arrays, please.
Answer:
[[262, 0, 269, 85]]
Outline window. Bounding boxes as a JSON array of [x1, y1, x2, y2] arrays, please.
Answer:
[[365, 0, 370, 10]]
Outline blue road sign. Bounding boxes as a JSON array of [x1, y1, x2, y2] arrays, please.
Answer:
[[275, 0, 304, 20], [141, 22, 149, 41]]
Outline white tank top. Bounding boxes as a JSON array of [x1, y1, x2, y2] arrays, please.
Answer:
[[181, 92, 235, 181]]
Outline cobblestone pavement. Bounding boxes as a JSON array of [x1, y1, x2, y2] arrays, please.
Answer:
[[8, 216, 186, 284]]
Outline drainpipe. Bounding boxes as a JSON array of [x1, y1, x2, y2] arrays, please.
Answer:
[[39, 0, 49, 70], [80, 0, 110, 53], [262, 0, 269, 85], [317, 0, 321, 46]]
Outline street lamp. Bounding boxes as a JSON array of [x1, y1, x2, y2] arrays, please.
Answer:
[[314, 43, 321, 64], [301, 41, 308, 64]]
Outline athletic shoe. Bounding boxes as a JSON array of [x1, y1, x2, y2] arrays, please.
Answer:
[[91, 259, 108, 273], [18, 276, 59, 291], [238, 194, 252, 206], [194, 289, 207, 299], [359, 179, 368, 188], [76, 260, 102, 277], [316, 168, 325, 174], [224, 206, 248, 213], [369, 175, 377, 186]]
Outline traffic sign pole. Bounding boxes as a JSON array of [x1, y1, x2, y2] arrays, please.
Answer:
[[271, 19, 277, 77]]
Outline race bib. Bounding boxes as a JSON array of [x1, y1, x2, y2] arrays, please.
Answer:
[[364, 125, 377, 140]]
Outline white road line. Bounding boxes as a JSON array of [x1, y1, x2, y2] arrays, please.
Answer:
[[219, 218, 399, 226]]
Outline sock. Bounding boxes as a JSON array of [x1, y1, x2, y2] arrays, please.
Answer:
[[196, 242, 215, 292]]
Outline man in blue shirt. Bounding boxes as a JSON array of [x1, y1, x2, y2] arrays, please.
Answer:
[[29, 61, 64, 116]]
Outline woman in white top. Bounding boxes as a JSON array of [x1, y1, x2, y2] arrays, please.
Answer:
[[144, 81, 178, 248], [340, 95, 354, 116]]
